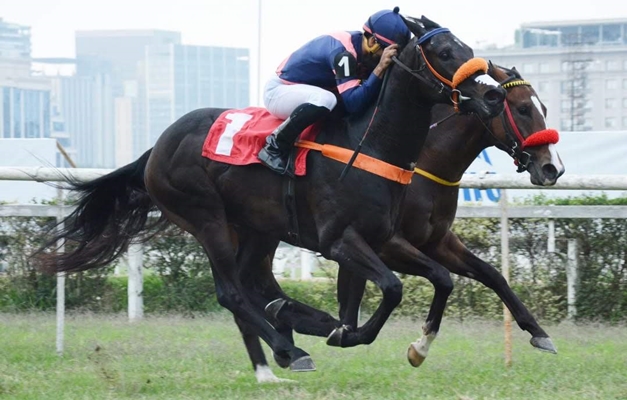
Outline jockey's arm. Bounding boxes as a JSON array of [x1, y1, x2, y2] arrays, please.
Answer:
[[330, 51, 382, 114]]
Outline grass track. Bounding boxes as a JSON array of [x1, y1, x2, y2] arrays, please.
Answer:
[[1, 313, 626, 399]]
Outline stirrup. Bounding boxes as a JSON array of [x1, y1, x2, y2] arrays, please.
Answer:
[[258, 147, 291, 176]]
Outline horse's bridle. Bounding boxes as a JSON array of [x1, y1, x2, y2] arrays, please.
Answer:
[[341, 26, 491, 180], [487, 76, 559, 172], [391, 27, 488, 112]]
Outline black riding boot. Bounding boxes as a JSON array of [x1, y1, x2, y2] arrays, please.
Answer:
[[258, 103, 330, 175]]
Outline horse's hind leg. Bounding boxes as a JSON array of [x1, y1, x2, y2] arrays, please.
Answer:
[[147, 189, 315, 372], [202, 226, 315, 372], [233, 316, 294, 383], [231, 233, 292, 377], [234, 232, 295, 369], [423, 231, 556, 354]]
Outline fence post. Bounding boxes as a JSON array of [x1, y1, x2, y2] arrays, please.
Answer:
[[127, 243, 144, 321], [499, 189, 512, 368], [300, 249, 314, 280], [547, 219, 555, 253], [55, 188, 65, 356], [56, 274, 65, 356], [566, 239, 578, 319]]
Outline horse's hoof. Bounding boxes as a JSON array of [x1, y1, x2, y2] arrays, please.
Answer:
[[530, 336, 557, 354], [255, 365, 296, 384], [407, 342, 427, 368], [326, 325, 349, 347], [290, 356, 316, 372], [265, 298, 287, 322], [273, 351, 291, 369]]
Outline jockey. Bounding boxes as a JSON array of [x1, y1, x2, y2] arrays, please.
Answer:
[[258, 7, 411, 175]]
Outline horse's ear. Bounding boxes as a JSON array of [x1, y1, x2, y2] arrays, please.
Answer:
[[510, 66, 522, 79], [488, 61, 504, 75], [400, 14, 426, 38], [419, 15, 441, 30]]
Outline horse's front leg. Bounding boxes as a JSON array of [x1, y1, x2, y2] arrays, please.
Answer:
[[324, 226, 403, 348], [377, 235, 454, 367], [422, 231, 557, 354], [247, 253, 341, 354], [336, 267, 366, 330], [326, 268, 368, 347], [235, 230, 341, 365]]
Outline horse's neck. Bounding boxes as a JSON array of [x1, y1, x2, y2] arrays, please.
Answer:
[[416, 111, 490, 182], [359, 84, 432, 169]]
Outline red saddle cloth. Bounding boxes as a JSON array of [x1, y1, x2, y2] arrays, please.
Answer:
[[201, 107, 319, 176]]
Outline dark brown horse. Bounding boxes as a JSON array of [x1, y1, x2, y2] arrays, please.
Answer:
[[229, 64, 564, 381], [337, 64, 565, 368], [37, 15, 505, 376]]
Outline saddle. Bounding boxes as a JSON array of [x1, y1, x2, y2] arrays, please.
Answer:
[[202, 106, 413, 184], [202, 107, 319, 176]]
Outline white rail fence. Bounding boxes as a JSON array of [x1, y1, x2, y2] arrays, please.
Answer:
[[2, 166, 627, 357], [3, 166, 627, 189]]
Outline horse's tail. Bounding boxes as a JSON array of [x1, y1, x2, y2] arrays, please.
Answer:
[[37, 148, 169, 273]]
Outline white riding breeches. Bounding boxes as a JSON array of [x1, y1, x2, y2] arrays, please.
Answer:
[[263, 75, 338, 120]]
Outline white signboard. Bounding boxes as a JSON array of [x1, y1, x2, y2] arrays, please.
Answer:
[[0, 139, 58, 203], [461, 131, 627, 204]]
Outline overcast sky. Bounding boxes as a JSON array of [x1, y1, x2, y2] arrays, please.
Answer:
[[3, 0, 626, 104]]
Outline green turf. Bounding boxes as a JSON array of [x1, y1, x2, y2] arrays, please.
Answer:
[[1, 313, 626, 399]]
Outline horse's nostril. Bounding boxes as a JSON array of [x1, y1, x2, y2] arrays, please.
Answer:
[[542, 164, 558, 180], [484, 88, 505, 105]]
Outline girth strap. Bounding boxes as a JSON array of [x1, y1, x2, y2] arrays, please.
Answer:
[[283, 175, 301, 246], [295, 140, 413, 185]]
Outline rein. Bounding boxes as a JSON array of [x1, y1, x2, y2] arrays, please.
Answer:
[[338, 69, 391, 181], [337, 28, 489, 182], [391, 52, 488, 113], [397, 27, 489, 112], [384, 43, 489, 186]]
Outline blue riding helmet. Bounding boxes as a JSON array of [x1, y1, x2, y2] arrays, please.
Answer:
[[363, 7, 411, 48]]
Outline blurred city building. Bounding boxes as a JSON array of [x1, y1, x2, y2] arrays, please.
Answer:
[[477, 18, 627, 132]]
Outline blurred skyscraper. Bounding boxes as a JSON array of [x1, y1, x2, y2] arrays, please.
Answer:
[[49, 73, 114, 167], [2, 21, 251, 169], [143, 43, 250, 151], [0, 19, 58, 202], [71, 30, 181, 167], [74, 30, 250, 162], [75, 30, 181, 97], [0, 18, 30, 59], [0, 18, 51, 141]]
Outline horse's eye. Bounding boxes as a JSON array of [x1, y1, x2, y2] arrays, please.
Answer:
[[438, 50, 451, 60], [518, 106, 530, 115]]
